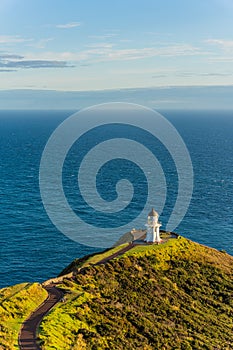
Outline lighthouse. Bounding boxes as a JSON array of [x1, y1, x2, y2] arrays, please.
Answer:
[[145, 208, 162, 243]]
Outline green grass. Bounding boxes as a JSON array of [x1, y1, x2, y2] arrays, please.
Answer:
[[39, 237, 233, 350], [0, 283, 47, 350], [123, 238, 176, 256], [39, 288, 94, 350], [81, 243, 129, 267], [59, 243, 129, 276]]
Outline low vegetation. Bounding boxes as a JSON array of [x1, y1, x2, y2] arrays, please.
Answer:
[[0, 283, 47, 350], [59, 244, 128, 276], [39, 237, 233, 350]]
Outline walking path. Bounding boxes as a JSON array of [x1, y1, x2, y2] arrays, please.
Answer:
[[18, 242, 135, 350], [95, 242, 135, 265], [18, 285, 63, 350]]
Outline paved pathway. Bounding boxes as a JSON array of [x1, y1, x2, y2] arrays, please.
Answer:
[[18, 285, 63, 350], [95, 242, 135, 265]]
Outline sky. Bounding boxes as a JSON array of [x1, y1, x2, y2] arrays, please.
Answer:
[[0, 0, 233, 93]]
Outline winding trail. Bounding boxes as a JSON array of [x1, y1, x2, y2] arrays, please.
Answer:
[[18, 242, 135, 350], [18, 285, 63, 350]]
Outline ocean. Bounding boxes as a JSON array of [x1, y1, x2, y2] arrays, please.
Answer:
[[0, 109, 233, 289]]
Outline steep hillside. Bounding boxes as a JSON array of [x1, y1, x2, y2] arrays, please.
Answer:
[[38, 237, 233, 350], [0, 283, 47, 349]]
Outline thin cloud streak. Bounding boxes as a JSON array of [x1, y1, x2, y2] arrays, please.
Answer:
[[176, 72, 232, 77], [85, 43, 115, 48], [28, 38, 54, 49], [88, 34, 118, 40], [0, 69, 16, 72], [0, 54, 24, 59], [98, 44, 203, 61], [205, 38, 233, 50], [208, 56, 233, 62], [27, 43, 205, 64], [0, 54, 74, 70], [0, 35, 33, 44], [56, 22, 81, 29]]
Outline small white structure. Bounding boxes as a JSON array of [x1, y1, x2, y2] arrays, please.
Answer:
[[145, 208, 162, 243]]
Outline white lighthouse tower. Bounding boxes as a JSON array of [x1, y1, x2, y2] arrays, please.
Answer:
[[145, 208, 162, 243]]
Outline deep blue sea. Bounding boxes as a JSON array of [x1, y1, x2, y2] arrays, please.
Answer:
[[0, 109, 233, 289]]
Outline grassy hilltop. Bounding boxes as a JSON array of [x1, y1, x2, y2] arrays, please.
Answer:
[[40, 237, 233, 350], [1, 237, 233, 350]]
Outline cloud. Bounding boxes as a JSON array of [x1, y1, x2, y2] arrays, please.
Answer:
[[176, 72, 231, 77], [0, 69, 16, 72], [0, 53, 74, 71], [0, 41, 206, 74], [56, 22, 81, 29], [0, 53, 23, 59], [205, 39, 233, 61], [28, 38, 54, 49], [152, 74, 169, 79], [85, 42, 115, 49], [20, 43, 205, 67], [88, 34, 118, 40], [4, 60, 72, 68], [85, 44, 204, 62], [205, 39, 233, 50], [38, 44, 200, 64], [208, 56, 233, 63], [0, 35, 33, 44], [145, 31, 173, 37], [119, 39, 133, 43]]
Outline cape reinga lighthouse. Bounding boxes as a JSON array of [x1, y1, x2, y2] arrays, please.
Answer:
[[145, 208, 162, 243]]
